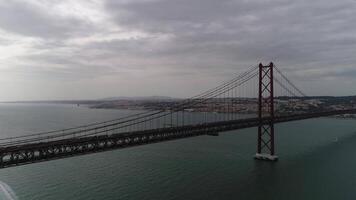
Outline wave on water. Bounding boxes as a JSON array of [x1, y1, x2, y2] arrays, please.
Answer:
[[0, 181, 18, 200]]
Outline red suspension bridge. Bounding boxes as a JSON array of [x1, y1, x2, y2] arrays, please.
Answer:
[[0, 62, 355, 168]]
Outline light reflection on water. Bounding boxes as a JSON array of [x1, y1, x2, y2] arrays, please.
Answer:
[[0, 181, 18, 200]]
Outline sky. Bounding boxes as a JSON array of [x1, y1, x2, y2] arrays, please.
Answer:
[[0, 0, 355, 101]]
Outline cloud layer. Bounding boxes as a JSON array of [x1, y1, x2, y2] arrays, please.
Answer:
[[0, 0, 355, 100]]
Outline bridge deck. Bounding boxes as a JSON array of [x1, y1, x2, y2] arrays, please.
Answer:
[[0, 109, 355, 168]]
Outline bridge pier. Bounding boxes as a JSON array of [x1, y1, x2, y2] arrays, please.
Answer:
[[255, 62, 278, 161], [254, 153, 278, 161]]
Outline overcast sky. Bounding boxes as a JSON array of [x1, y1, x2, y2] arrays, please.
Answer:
[[0, 0, 355, 101]]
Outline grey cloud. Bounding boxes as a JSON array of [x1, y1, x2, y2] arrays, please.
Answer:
[[0, 1, 92, 39], [104, 0, 356, 72], [1, 0, 356, 100], [106, 0, 292, 32], [16, 52, 121, 80]]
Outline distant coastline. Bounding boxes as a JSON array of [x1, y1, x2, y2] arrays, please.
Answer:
[[2, 96, 356, 119]]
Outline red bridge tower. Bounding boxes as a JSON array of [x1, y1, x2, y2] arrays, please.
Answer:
[[255, 62, 278, 161]]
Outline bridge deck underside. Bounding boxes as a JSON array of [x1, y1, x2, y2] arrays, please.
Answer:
[[0, 109, 355, 168]]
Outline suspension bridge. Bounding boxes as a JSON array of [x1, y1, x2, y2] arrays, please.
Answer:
[[0, 62, 355, 168]]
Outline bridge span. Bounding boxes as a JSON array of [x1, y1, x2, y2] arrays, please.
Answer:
[[0, 62, 355, 168], [1, 109, 355, 168]]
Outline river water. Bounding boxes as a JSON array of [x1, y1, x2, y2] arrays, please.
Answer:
[[0, 103, 355, 200]]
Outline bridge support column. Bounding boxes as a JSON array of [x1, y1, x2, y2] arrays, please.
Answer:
[[254, 62, 278, 161]]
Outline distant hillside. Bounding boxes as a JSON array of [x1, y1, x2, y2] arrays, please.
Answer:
[[0, 96, 179, 104], [99, 96, 178, 101], [2, 95, 356, 105]]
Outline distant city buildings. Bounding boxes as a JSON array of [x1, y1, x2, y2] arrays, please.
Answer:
[[89, 96, 356, 118]]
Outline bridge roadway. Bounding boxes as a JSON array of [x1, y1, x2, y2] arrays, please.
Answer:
[[0, 109, 355, 168]]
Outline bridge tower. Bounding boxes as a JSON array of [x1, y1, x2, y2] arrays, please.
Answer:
[[254, 62, 278, 161]]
